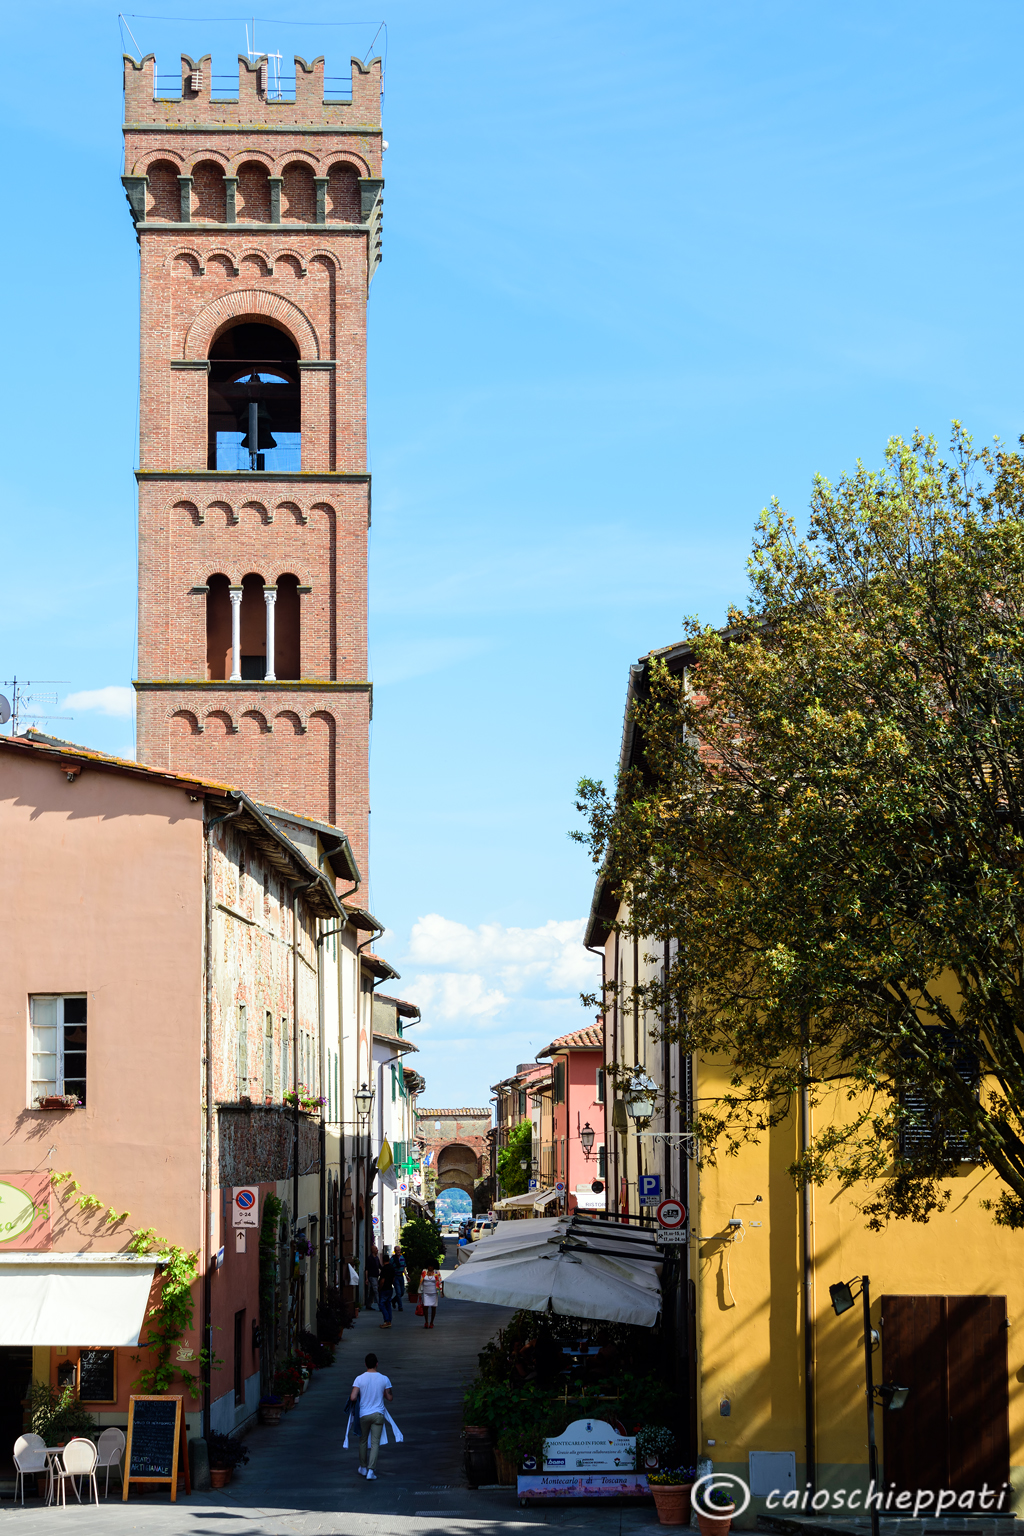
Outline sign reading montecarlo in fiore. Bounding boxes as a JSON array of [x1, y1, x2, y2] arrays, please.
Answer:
[[542, 1419, 636, 1472], [0, 1174, 52, 1250]]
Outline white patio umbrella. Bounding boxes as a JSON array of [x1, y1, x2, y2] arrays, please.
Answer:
[[443, 1215, 663, 1326]]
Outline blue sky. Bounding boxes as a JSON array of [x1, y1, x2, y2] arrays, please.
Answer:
[[4, 2, 1024, 1107]]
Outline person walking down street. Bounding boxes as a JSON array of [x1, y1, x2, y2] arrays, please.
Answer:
[[378, 1257, 395, 1328], [420, 1263, 443, 1329], [392, 1245, 406, 1311], [349, 1352, 394, 1481], [366, 1244, 381, 1310]]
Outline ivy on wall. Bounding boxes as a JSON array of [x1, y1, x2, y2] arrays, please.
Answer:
[[50, 1170, 219, 1399]]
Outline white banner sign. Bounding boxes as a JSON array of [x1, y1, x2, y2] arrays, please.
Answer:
[[542, 1419, 636, 1472]]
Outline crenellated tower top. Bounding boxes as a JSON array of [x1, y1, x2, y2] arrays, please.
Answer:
[[123, 52, 382, 131]]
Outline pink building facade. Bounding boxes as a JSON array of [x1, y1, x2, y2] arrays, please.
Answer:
[[537, 1026, 606, 1212], [0, 732, 358, 1453]]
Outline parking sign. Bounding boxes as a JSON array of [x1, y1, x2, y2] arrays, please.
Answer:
[[232, 1187, 259, 1228], [639, 1174, 661, 1206]]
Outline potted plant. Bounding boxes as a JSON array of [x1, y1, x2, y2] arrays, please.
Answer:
[[274, 1363, 302, 1407], [636, 1424, 677, 1474], [207, 1432, 249, 1489], [694, 1481, 736, 1536], [648, 1466, 698, 1526], [258, 1394, 283, 1426], [36, 1095, 81, 1111]]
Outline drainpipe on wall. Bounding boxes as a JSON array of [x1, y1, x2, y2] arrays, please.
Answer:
[[800, 1038, 816, 1494], [203, 793, 244, 1441], [291, 875, 317, 1345]]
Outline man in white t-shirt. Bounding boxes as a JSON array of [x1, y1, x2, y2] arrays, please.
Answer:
[[349, 1352, 393, 1480]]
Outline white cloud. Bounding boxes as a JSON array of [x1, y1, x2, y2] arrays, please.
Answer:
[[401, 971, 508, 1022], [407, 914, 598, 995], [63, 686, 135, 718]]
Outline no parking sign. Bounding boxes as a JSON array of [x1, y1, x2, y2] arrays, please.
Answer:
[[232, 1186, 259, 1228]]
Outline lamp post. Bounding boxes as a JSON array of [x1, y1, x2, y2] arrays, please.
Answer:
[[829, 1275, 909, 1536], [580, 1122, 596, 1160], [354, 1082, 375, 1308]]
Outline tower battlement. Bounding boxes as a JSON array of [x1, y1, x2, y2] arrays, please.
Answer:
[[123, 52, 382, 130]]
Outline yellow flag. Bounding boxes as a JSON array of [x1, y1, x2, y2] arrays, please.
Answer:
[[377, 1137, 394, 1174]]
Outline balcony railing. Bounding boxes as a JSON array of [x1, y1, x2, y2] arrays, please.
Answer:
[[215, 431, 301, 473]]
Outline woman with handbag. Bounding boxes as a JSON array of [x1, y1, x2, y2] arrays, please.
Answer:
[[419, 1264, 442, 1329]]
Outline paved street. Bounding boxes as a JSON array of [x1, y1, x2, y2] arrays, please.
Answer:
[[1, 1245, 663, 1536]]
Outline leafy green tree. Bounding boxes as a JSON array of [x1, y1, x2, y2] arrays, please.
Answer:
[[497, 1119, 532, 1197], [576, 427, 1024, 1227], [399, 1214, 445, 1295]]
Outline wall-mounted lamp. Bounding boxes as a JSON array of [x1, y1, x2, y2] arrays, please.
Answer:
[[624, 1068, 657, 1128], [354, 1082, 374, 1121], [580, 1122, 596, 1159]]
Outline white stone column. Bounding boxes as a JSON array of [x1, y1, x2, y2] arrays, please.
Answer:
[[229, 586, 243, 680], [264, 586, 277, 680]]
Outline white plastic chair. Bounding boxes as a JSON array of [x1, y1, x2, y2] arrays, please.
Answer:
[[95, 1427, 125, 1497], [52, 1437, 99, 1507], [12, 1434, 47, 1505]]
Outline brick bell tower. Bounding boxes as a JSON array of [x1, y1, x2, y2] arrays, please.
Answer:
[[123, 50, 383, 873]]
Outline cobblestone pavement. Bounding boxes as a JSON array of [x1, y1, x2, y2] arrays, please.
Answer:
[[1, 1243, 664, 1536]]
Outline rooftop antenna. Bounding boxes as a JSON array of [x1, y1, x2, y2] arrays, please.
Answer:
[[0, 678, 72, 738]]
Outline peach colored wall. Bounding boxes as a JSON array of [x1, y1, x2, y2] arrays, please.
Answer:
[[0, 753, 205, 1237], [565, 1049, 605, 1205]]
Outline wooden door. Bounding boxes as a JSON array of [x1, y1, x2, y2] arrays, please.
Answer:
[[881, 1294, 1009, 1495]]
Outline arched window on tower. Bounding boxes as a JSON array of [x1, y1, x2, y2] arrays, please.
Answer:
[[275, 574, 301, 680], [206, 573, 232, 680], [207, 322, 300, 472], [239, 573, 268, 679]]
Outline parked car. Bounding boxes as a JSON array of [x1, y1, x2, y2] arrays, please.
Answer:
[[471, 1218, 496, 1241]]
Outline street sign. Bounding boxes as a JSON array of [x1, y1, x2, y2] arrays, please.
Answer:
[[656, 1198, 686, 1228], [232, 1186, 258, 1227], [656, 1229, 688, 1244], [528, 1178, 538, 1190], [639, 1174, 661, 1206], [555, 1181, 565, 1192]]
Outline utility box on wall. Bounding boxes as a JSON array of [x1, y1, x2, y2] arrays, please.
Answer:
[[748, 1451, 796, 1496]]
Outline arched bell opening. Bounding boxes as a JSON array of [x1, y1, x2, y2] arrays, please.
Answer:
[[206, 573, 232, 680], [274, 573, 301, 679], [207, 321, 301, 472], [239, 573, 268, 679]]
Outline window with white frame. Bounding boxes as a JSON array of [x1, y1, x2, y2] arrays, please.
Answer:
[[30, 994, 88, 1106]]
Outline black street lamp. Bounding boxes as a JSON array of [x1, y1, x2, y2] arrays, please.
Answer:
[[580, 1122, 596, 1159], [829, 1275, 909, 1536]]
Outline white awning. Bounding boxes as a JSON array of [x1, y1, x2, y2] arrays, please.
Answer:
[[0, 1254, 159, 1346], [533, 1189, 561, 1210], [494, 1189, 558, 1212]]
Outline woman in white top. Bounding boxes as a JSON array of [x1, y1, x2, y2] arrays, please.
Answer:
[[419, 1265, 443, 1329]]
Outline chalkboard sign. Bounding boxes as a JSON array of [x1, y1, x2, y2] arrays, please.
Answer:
[[123, 1395, 188, 1502], [77, 1349, 116, 1403]]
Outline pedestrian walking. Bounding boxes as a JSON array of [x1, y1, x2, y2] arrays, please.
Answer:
[[348, 1352, 401, 1481], [366, 1243, 381, 1310], [378, 1256, 395, 1328], [392, 1245, 406, 1311], [419, 1263, 443, 1329]]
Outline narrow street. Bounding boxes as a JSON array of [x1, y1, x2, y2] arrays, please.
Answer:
[[1, 1245, 662, 1536]]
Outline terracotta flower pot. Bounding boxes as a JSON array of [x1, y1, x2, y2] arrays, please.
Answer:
[[282, 1393, 295, 1410], [696, 1503, 734, 1536], [651, 1484, 694, 1525], [259, 1405, 282, 1425], [209, 1468, 232, 1489], [494, 1449, 516, 1485]]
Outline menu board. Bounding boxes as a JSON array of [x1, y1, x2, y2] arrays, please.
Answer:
[[78, 1350, 116, 1403], [123, 1395, 188, 1501]]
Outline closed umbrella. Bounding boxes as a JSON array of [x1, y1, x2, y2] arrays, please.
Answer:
[[443, 1216, 663, 1326]]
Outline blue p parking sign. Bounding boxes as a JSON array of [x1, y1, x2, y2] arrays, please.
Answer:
[[639, 1174, 661, 1206]]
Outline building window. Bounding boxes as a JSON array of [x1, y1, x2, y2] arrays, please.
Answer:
[[30, 995, 87, 1106], [596, 1068, 605, 1104], [237, 1004, 248, 1097], [553, 1060, 566, 1105], [598, 1144, 606, 1179], [264, 1011, 273, 1098], [208, 321, 301, 472]]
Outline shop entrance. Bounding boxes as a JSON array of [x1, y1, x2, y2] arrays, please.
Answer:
[[0, 1347, 34, 1471]]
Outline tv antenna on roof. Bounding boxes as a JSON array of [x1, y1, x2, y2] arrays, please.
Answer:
[[0, 678, 72, 738], [244, 18, 284, 99]]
